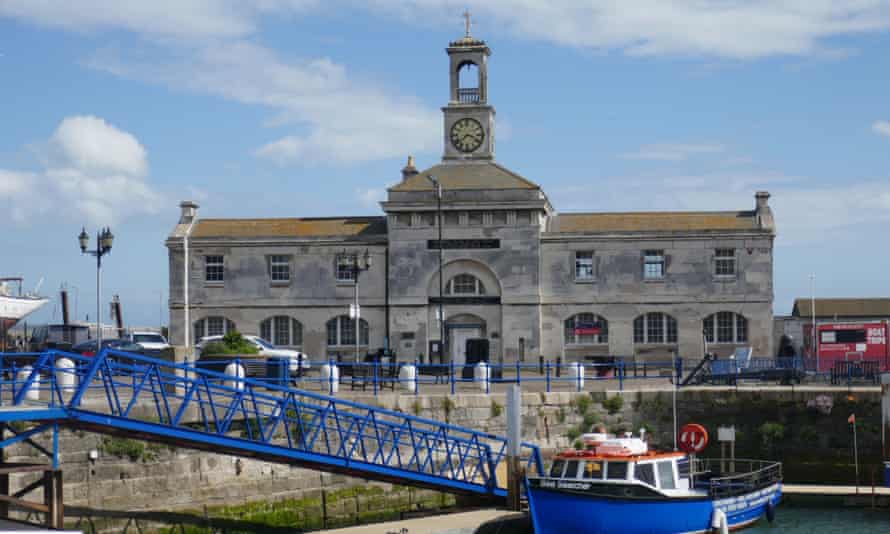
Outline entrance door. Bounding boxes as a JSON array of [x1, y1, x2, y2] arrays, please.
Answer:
[[450, 327, 481, 365]]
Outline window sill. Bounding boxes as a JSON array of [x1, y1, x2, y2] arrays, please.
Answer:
[[270, 281, 291, 287], [712, 276, 737, 282], [642, 278, 665, 283], [336, 280, 357, 286], [204, 282, 224, 287], [574, 278, 598, 284]]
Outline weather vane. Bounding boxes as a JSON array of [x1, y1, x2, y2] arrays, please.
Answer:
[[462, 9, 472, 38]]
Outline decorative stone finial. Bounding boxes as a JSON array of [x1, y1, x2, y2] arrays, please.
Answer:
[[401, 155, 419, 180]]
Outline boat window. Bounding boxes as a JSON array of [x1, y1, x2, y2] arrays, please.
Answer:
[[582, 460, 603, 479], [563, 460, 580, 479], [635, 463, 656, 486], [677, 457, 690, 478], [606, 461, 628, 480], [657, 461, 676, 490], [549, 459, 565, 478]]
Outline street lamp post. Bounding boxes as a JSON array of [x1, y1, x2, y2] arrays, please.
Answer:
[[425, 175, 445, 363], [350, 249, 373, 362], [79, 227, 114, 346]]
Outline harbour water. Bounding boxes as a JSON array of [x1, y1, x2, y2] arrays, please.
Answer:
[[746, 505, 890, 532]]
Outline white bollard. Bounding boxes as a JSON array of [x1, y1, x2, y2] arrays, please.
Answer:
[[399, 364, 417, 393], [474, 361, 491, 393], [568, 361, 585, 389], [55, 357, 77, 394], [224, 361, 246, 391], [17, 365, 40, 401], [321, 363, 340, 394]]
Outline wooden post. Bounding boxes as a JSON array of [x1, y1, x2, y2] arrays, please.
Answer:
[[506, 385, 522, 511], [0, 472, 8, 519]]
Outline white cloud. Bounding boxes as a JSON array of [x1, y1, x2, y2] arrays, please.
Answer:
[[87, 41, 440, 165], [619, 143, 725, 161], [49, 115, 148, 176], [0, 115, 163, 225], [372, 1, 890, 59], [355, 187, 385, 209], [873, 120, 890, 136]]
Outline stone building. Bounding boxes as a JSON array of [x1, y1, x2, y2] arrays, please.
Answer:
[[166, 31, 776, 364]]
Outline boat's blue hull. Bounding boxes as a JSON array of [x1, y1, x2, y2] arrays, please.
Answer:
[[527, 482, 782, 534]]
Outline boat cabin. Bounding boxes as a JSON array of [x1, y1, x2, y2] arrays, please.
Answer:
[[547, 437, 693, 495]]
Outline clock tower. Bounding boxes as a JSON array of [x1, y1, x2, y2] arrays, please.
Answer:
[[442, 15, 495, 161]]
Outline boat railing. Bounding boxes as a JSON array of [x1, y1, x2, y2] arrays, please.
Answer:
[[692, 458, 782, 499]]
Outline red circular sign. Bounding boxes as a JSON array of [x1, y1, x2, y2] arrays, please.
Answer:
[[679, 423, 709, 454]]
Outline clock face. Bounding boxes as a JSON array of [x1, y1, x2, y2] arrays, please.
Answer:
[[450, 118, 485, 153]]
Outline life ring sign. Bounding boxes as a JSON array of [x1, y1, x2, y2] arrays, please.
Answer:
[[679, 423, 709, 454]]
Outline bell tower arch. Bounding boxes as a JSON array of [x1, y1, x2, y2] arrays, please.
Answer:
[[443, 12, 496, 161]]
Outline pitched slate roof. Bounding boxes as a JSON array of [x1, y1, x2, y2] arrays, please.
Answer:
[[550, 211, 759, 233], [191, 217, 387, 239], [792, 298, 890, 318], [390, 162, 540, 191]]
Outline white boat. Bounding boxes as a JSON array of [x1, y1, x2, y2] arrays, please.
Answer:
[[0, 277, 48, 331]]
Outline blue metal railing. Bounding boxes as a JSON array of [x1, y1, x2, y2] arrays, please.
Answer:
[[0, 350, 543, 498], [184, 357, 682, 395]]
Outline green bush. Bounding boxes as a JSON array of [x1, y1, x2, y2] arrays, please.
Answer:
[[602, 395, 624, 415], [566, 427, 581, 441], [573, 395, 592, 415], [201, 330, 259, 356], [490, 400, 504, 418]]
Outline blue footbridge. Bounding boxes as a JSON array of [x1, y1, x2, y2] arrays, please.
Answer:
[[0, 349, 543, 520]]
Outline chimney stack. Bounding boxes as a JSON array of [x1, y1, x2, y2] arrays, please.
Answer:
[[60, 289, 70, 326], [754, 191, 774, 232], [401, 155, 419, 181], [179, 201, 199, 224]]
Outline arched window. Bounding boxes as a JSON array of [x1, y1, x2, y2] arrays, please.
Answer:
[[564, 314, 609, 345], [445, 274, 486, 296], [703, 312, 748, 344], [193, 316, 236, 342], [633, 313, 678, 344], [326, 316, 369, 346], [260, 316, 303, 347]]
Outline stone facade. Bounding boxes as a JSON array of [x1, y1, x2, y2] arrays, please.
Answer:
[[166, 32, 775, 364]]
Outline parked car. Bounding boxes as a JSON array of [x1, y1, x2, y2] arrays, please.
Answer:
[[196, 334, 310, 372], [71, 338, 145, 357], [125, 331, 171, 356]]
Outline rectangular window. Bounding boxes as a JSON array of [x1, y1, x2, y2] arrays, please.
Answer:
[[667, 316, 678, 343], [491, 211, 507, 225], [574, 251, 595, 281], [444, 212, 460, 226], [396, 213, 412, 227], [468, 211, 483, 225], [206, 317, 224, 337], [657, 461, 676, 490], [635, 463, 656, 486], [703, 315, 714, 343], [563, 460, 580, 479], [274, 316, 290, 346], [269, 255, 290, 283], [419, 212, 435, 226], [643, 250, 665, 280], [340, 317, 356, 346], [260, 320, 272, 342], [205, 255, 224, 282], [606, 462, 628, 480], [336, 254, 356, 283], [582, 461, 604, 479], [715, 248, 736, 276], [647, 313, 664, 344], [549, 459, 565, 478], [717, 312, 734, 343]]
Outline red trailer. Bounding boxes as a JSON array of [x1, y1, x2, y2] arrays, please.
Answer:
[[804, 321, 889, 372]]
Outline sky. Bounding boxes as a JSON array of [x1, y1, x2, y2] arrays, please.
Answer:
[[1, 1, 890, 328]]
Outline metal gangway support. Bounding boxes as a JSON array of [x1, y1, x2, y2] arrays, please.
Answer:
[[0, 350, 543, 514]]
